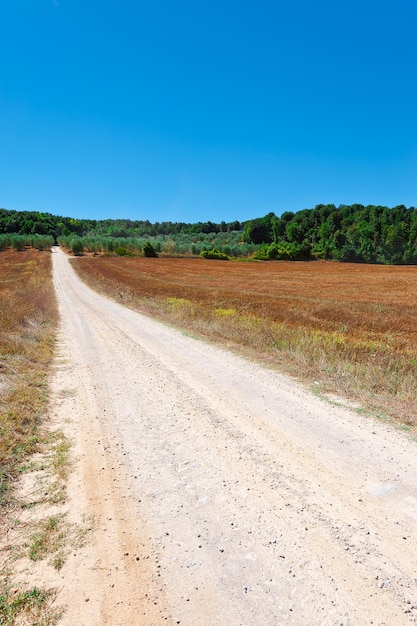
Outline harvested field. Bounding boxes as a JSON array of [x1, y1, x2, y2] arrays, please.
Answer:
[[72, 256, 417, 427]]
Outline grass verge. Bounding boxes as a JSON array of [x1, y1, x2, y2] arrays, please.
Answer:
[[0, 249, 58, 505], [0, 248, 70, 625]]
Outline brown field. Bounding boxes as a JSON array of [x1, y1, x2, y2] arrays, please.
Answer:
[[73, 256, 417, 428]]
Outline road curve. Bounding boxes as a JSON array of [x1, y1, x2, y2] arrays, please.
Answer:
[[51, 247, 417, 625]]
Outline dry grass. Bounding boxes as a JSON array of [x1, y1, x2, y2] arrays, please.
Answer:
[[0, 249, 58, 505], [72, 256, 417, 429], [0, 248, 62, 625]]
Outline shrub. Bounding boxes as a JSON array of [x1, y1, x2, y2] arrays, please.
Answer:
[[252, 245, 269, 261], [142, 241, 158, 257], [10, 235, 26, 251], [200, 249, 229, 260], [0, 235, 10, 251], [29, 235, 54, 251], [114, 246, 130, 256], [70, 237, 84, 256]]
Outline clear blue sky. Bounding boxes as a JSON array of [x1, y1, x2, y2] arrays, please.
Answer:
[[1, 0, 416, 224]]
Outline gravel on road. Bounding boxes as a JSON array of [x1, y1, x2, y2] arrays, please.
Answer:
[[50, 247, 417, 625]]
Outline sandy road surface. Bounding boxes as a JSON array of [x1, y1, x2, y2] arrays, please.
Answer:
[[51, 247, 417, 625]]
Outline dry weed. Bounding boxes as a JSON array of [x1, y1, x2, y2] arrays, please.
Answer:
[[0, 248, 61, 625], [0, 250, 58, 504]]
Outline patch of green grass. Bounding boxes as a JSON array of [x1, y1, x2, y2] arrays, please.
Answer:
[[0, 580, 62, 625], [26, 512, 93, 574], [52, 555, 64, 571], [16, 461, 41, 473], [167, 296, 187, 307], [28, 516, 66, 564], [48, 431, 71, 482], [215, 308, 236, 316]]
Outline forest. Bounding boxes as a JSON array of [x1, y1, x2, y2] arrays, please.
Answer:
[[0, 203, 417, 264]]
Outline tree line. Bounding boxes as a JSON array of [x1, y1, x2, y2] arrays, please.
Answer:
[[243, 204, 417, 264], [1, 204, 417, 263], [0, 208, 241, 239]]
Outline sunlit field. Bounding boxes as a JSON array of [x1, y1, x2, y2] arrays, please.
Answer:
[[72, 256, 417, 429]]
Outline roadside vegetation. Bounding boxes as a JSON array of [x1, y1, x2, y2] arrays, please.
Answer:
[[0, 246, 65, 624], [0, 248, 57, 504], [72, 256, 417, 430], [56, 232, 256, 258], [0, 233, 55, 252]]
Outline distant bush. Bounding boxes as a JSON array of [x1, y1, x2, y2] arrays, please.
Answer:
[[29, 235, 54, 251], [252, 242, 310, 261], [10, 235, 26, 251], [142, 241, 158, 257], [114, 246, 131, 256], [252, 245, 269, 261], [200, 249, 229, 260], [0, 235, 10, 251], [70, 237, 84, 256]]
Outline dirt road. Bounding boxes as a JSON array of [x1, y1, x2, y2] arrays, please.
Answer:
[[51, 247, 417, 625]]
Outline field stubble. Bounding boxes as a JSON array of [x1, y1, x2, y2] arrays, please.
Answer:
[[72, 256, 417, 428]]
